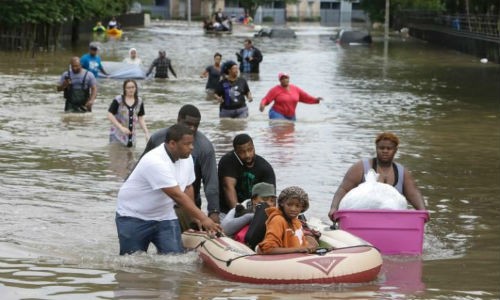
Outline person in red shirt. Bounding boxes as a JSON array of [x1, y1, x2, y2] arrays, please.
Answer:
[[259, 72, 322, 121]]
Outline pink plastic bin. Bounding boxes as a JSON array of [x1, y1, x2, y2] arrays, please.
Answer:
[[334, 209, 430, 255]]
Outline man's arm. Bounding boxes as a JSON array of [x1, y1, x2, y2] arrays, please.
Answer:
[[86, 85, 97, 108], [57, 74, 70, 91], [221, 176, 239, 210], [169, 62, 177, 78], [402, 169, 426, 210], [253, 48, 263, 63], [99, 63, 109, 76], [198, 140, 220, 220], [328, 161, 364, 221], [162, 185, 221, 233], [146, 60, 156, 77]]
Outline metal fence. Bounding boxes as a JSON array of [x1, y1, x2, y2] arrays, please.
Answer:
[[398, 10, 500, 39]]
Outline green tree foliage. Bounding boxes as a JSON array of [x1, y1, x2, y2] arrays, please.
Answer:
[[0, 0, 133, 50], [361, 0, 443, 23], [0, 0, 132, 28]]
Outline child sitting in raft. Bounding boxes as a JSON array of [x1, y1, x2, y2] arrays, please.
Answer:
[[221, 182, 277, 243], [257, 186, 318, 254]]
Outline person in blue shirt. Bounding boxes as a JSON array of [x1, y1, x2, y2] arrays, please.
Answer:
[[80, 43, 109, 78]]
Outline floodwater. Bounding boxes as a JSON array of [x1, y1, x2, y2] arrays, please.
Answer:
[[0, 22, 499, 299]]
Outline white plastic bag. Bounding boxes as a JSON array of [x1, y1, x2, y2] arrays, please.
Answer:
[[339, 169, 408, 210]]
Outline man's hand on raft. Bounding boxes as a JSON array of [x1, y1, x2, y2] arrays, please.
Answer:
[[201, 217, 223, 236]]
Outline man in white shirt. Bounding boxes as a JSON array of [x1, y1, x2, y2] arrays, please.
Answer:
[[115, 124, 221, 255]]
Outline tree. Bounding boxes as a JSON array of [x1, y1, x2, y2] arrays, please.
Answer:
[[0, 0, 133, 50]]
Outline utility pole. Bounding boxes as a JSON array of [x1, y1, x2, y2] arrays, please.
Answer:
[[384, 0, 390, 40]]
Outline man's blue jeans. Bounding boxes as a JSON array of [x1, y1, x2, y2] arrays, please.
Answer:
[[116, 214, 184, 255]]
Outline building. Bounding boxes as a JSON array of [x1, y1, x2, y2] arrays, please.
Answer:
[[140, 0, 368, 27]]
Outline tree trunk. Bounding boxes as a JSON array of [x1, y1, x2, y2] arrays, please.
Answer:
[[71, 18, 79, 44]]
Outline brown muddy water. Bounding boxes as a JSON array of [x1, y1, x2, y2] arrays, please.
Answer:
[[0, 22, 499, 299]]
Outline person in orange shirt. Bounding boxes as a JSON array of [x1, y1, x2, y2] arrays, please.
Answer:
[[257, 186, 317, 254]]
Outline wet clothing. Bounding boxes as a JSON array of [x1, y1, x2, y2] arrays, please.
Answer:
[[59, 69, 96, 113], [221, 199, 253, 236], [142, 128, 219, 214], [215, 77, 250, 118], [80, 53, 105, 78], [108, 95, 145, 147], [146, 57, 177, 78], [258, 207, 307, 254], [218, 151, 275, 213], [116, 144, 195, 221], [236, 47, 263, 73], [260, 84, 319, 119], [108, 20, 118, 29], [205, 65, 221, 90], [362, 158, 404, 193], [115, 214, 183, 255], [115, 144, 194, 254]]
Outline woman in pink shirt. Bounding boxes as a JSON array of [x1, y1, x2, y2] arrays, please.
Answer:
[[259, 72, 322, 121]]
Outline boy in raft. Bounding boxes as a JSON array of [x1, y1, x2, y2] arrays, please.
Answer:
[[257, 186, 318, 254], [221, 182, 277, 243]]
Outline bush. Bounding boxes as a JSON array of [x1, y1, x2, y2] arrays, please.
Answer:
[[263, 16, 274, 22], [303, 16, 321, 22], [287, 16, 299, 22]]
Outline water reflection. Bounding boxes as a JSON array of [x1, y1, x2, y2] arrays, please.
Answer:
[[108, 143, 137, 180], [381, 256, 425, 294]]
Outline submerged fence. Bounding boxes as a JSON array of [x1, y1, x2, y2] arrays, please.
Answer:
[[397, 10, 500, 63], [397, 10, 500, 41]]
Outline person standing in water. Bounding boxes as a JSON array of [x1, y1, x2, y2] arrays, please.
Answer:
[[80, 42, 109, 79], [123, 48, 142, 65], [259, 72, 322, 121], [327, 132, 426, 221], [214, 60, 252, 118], [146, 50, 177, 79], [57, 56, 97, 113], [200, 52, 222, 99], [107, 79, 150, 147]]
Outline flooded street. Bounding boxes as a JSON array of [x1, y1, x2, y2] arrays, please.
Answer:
[[1, 22, 499, 299]]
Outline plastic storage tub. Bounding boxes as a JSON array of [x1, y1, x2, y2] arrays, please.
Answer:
[[334, 209, 430, 255]]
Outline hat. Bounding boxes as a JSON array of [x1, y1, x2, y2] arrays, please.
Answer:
[[278, 72, 289, 80], [222, 60, 237, 75], [89, 42, 99, 50], [251, 182, 276, 198]]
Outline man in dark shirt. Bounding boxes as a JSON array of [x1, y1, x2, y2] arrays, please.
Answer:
[[218, 133, 275, 214], [141, 105, 220, 228], [146, 50, 177, 79]]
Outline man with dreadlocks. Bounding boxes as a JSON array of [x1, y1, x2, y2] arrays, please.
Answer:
[[257, 186, 317, 255]]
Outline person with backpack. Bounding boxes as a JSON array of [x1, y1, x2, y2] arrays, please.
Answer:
[[57, 57, 97, 113]]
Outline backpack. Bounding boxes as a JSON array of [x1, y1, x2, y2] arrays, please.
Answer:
[[244, 202, 269, 250]]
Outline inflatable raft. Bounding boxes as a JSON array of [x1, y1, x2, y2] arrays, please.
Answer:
[[182, 223, 382, 284], [106, 28, 123, 37]]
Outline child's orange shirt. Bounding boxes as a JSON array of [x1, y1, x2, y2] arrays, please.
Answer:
[[258, 207, 308, 254]]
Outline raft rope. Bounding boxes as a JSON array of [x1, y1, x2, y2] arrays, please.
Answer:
[[190, 233, 380, 267], [190, 234, 257, 267]]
